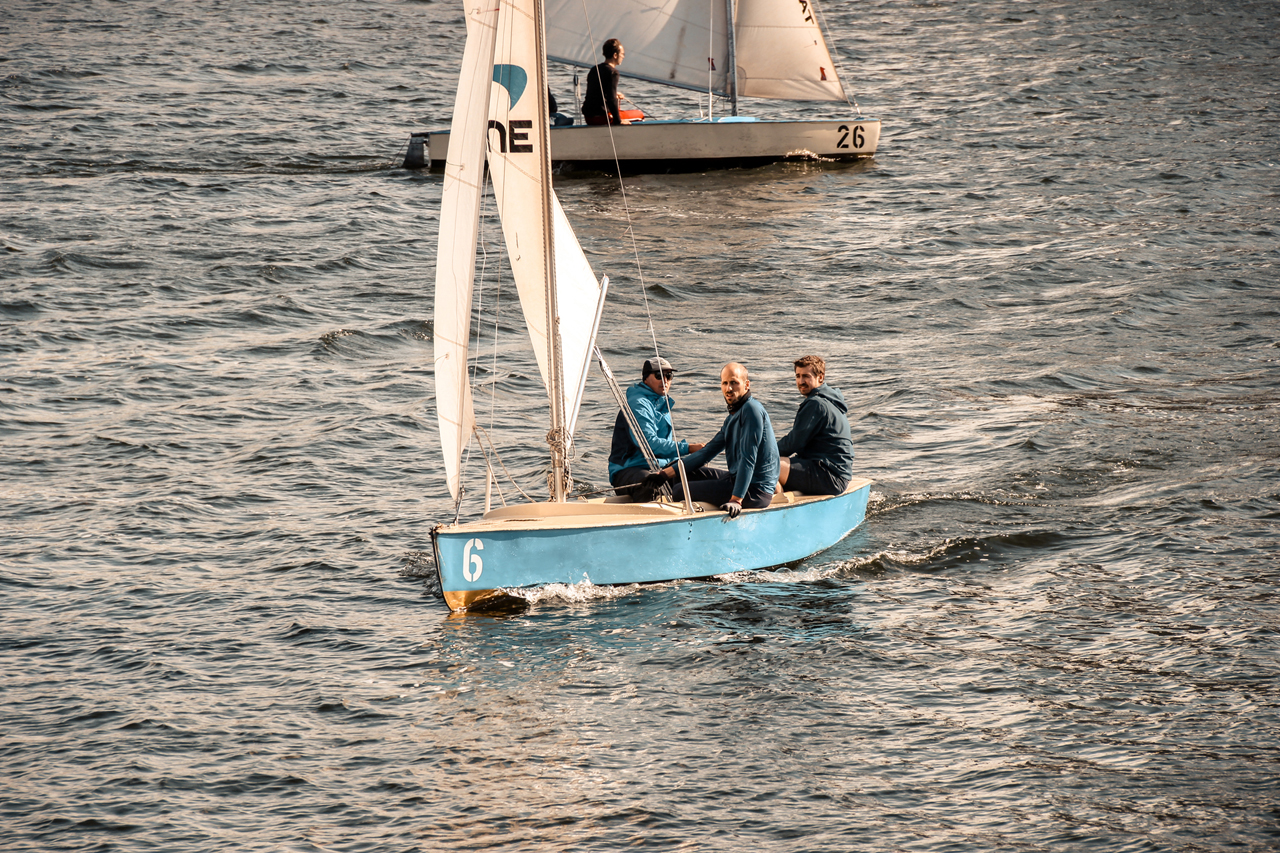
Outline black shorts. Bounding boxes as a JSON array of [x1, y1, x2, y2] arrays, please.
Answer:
[[784, 456, 849, 496], [610, 465, 650, 495]]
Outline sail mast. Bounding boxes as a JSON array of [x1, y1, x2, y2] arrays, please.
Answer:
[[725, 0, 739, 116], [533, 0, 570, 502], [487, 0, 606, 507]]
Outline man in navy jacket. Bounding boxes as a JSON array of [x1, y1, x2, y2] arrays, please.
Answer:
[[776, 355, 855, 496]]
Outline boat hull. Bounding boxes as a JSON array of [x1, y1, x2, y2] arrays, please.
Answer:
[[430, 479, 871, 610], [421, 118, 881, 174]]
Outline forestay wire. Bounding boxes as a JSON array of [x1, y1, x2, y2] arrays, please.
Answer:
[[464, 163, 534, 507], [811, 0, 863, 116], [571, 0, 693, 460]]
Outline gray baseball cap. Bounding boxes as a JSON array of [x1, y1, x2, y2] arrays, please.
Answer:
[[643, 356, 674, 376]]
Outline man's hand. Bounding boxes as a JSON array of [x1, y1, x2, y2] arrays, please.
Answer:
[[687, 442, 705, 452], [720, 500, 742, 519], [633, 471, 668, 503]]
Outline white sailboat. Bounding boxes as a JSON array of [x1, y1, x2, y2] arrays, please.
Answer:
[[429, 0, 871, 611], [410, 0, 880, 173]]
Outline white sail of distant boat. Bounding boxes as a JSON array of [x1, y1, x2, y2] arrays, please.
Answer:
[[410, 0, 880, 174], [428, 0, 872, 612], [544, 0, 846, 106]]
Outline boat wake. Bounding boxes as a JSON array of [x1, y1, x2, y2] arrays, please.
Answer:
[[836, 529, 1070, 577], [503, 580, 676, 607]]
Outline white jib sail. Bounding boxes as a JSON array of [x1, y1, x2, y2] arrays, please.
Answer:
[[433, 1, 499, 502], [545, 0, 730, 96], [488, 0, 606, 446], [734, 0, 846, 101]]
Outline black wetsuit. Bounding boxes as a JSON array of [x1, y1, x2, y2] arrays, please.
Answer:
[[582, 62, 621, 125]]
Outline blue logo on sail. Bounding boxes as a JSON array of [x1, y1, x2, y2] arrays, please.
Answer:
[[492, 64, 528, 109]]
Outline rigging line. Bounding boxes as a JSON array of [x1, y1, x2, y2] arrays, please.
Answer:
[[392, 134, 411, 170], [479, 0, 520, 495], [458, 147, 500, 500], [481, 164, 502, 448], [457, 204, 491, 518], [810, 0, 862, 116], [472, 426, 510, 507], [707, 0, 713, 120], [569, 0, 692, 455], [573, 480, 653, 498], [573, 0, 660, 359], [475, 424, 534, 502]]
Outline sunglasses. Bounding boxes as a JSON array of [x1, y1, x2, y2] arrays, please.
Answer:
[[661, 371, 674, 379]]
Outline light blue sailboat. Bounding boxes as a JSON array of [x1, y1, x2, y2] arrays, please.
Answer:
[[428, 0, 870, 611], [433, 486, 871, 609]]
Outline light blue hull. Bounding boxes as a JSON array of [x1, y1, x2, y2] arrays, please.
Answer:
[[431, 480, 870, 610]]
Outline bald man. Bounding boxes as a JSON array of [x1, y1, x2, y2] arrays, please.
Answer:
[[651, 362, 780, 518]]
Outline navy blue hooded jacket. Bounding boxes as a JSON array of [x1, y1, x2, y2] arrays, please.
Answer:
[[776, 383, 854, 480]]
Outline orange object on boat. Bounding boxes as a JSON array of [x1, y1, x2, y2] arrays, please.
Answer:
[[585, 109, 646, 126]]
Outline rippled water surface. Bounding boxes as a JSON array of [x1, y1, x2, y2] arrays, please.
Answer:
[[3, 0, 1278, 850]]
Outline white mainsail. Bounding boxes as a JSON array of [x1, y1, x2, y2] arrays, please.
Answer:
[[434, 1, 499, 501], [544, 0, 845, 102], [545, 0, 729, 95]]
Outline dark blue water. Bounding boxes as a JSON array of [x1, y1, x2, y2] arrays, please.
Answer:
[[3, 0, 1278, 850]]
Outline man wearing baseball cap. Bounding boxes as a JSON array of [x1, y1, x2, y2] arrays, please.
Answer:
[[607, 356, 707, 500]]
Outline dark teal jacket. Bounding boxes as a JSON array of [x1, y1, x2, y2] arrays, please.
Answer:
[[680, 393, 779, 498], [776, 383, 854, 480]]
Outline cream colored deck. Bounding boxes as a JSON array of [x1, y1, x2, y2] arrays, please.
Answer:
[[436, 479, 872, 534]]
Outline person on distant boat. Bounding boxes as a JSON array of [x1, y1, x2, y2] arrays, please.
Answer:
[[775, 355, 855, 496], [549, 88, 572, 127], [609, 356, 708, 501], [648, 362, 780, 518], [583, 38, 633, 126]]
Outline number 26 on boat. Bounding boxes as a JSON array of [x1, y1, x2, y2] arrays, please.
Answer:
[[837, 124, 867, 150]]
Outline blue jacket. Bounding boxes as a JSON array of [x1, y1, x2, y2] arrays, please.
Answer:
[[679, 393, 779, 499], [608, 381, 690, 479], [776, 383, 855, 481]]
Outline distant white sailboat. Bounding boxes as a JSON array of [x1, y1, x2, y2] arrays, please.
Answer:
[[429, 0, 871, 611], [409, 0, 881, 174]]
